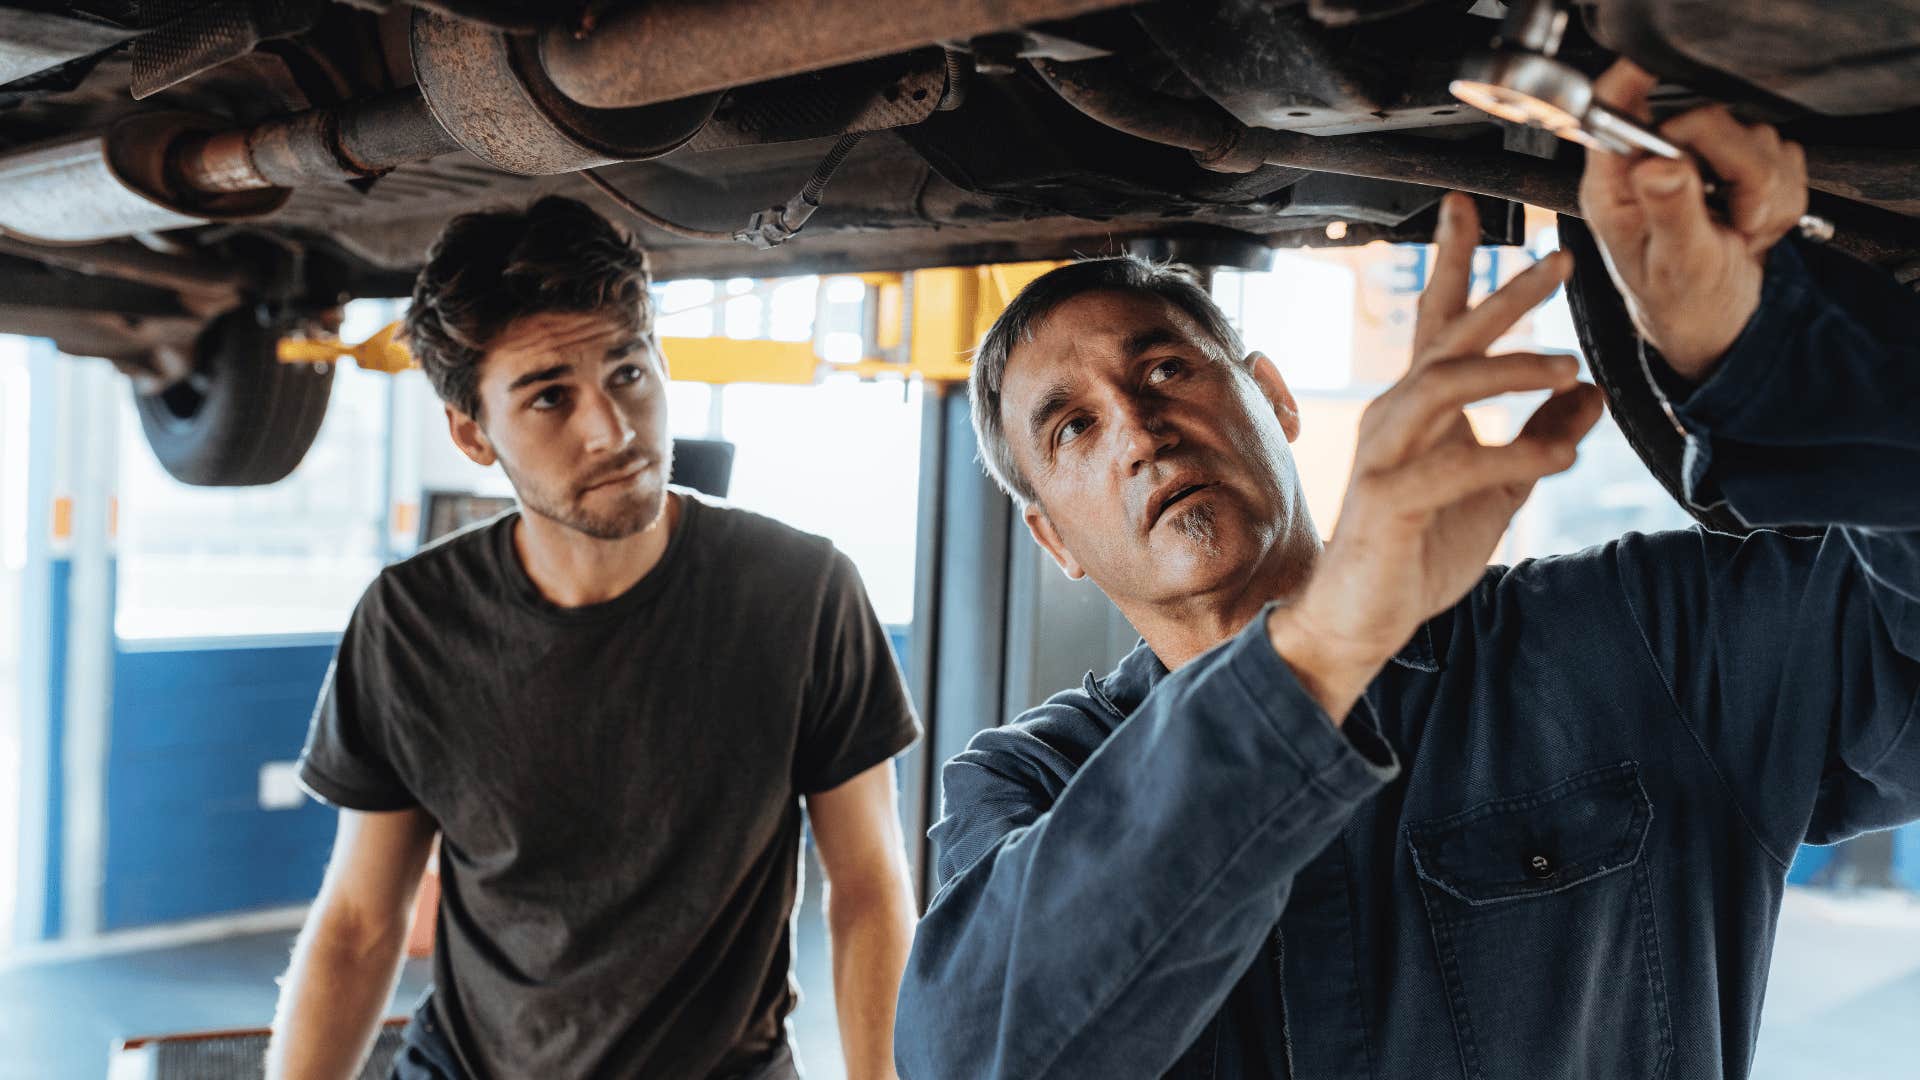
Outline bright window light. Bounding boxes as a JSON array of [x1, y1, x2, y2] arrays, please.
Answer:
[[824, 276, 866, 304], [113, 301, 398, 641]]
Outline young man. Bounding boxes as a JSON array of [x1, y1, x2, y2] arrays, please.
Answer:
[[897, 62, 1920, 1079], [267, 197, 920, 1080]]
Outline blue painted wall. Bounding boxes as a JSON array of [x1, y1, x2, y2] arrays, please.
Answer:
[[97, 626, 911, 930], [103, 641, 338, 930], [40, 558, 70, 940]]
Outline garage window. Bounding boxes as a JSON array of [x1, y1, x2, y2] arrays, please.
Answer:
[[658, 274, 922, 627], [1211, 215, 1695, 559], [113, 303, 396, 643]]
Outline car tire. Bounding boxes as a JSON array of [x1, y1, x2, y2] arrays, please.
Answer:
[[1556, 215, 1758, 536], [133, 308, 335, 487]]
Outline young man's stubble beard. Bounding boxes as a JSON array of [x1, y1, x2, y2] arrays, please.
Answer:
[[502, 449, 671, 541]]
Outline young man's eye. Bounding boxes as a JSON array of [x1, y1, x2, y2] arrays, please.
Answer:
[[610, 363, 645, 387], [529, 386, 568, 411], [1146, 358, 1184, 385]]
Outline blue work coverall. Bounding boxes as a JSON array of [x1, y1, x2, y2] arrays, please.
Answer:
[[897, 240, 1920, 1080]]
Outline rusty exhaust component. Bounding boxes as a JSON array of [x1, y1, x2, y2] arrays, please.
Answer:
[[168, 90, 461, 194], [412, 10, 720, 176], [0, 113, 290, 243], [539, 0, 1133, 111], [1031, 58, 1584, 215], [0, 91, 460, 244]]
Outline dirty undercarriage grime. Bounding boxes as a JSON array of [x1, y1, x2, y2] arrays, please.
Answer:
[[0, 0, 1916, 486]]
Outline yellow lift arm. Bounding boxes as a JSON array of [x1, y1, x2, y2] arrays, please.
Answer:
[[279, 261, 1062, 386]]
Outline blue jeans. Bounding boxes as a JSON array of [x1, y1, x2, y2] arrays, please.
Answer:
[[390, 994, 464, 1080], [389, 991, 805, 1080]]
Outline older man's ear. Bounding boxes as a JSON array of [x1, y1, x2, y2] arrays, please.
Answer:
[[1246, 351, 1301, 443], [1025, 504, 1088, 581]]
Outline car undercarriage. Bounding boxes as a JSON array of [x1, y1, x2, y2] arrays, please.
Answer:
[[2, 0, 1917, 488]]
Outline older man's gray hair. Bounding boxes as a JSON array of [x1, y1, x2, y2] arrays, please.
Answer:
[[968, 255, 1251, 506]]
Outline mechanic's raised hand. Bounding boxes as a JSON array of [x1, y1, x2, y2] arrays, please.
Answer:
[[1267, 194, 1604, 721], [1579, 59, 1811, 381]]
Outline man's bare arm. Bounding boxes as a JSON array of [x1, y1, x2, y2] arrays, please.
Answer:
[[266, 806, 438, 1080], [806, 761, 916, 1080]]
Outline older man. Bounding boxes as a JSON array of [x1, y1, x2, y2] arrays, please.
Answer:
[[896, 63, 1920, 1079]]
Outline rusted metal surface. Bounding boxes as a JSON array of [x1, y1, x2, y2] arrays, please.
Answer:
[[130, 0, 325, 100], [684, 52, 948, 153], [0, 113, 287, 242], [1135, 1, 1490, 137], [110, 112, 291, 219], [337, 91, 463, 176], [539, 0, 1133, 111], [1589, 0, 1920, 117], [1032, 58, 1581, 213], [168, 91, 461, 193], [241, 111, 350, 188], [169, 128, 267, 192], [0, 91, 447, 244], [1029, 58, 1249, 166], [413, 10, 717, 176], [1260, 131, 1582, 216], [0, 135, 207, 242], [1807, 147, 1920, 219]]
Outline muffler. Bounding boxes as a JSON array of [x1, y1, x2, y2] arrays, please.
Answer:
[[0, 114, 287, 244]]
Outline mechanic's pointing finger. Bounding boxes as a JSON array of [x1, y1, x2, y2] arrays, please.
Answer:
[[1365, 353, 1581, 465], [1517, 381, 1605, 449], [1371, 437, 1576, 516], [1413, 193, 1479, 359], [1425, 250, 1572, 361]]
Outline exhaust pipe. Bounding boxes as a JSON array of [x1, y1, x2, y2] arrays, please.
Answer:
[[0, 92, 458, 245], [0, 114, 287, 244], [539, 0, 1133, 111], [168, 90, 460, 194]]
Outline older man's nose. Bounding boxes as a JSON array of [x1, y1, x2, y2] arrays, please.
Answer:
[[1117, 401, 1176, 473]]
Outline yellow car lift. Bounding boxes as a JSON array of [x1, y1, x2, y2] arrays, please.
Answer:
[[279, 262, 1063, 386]]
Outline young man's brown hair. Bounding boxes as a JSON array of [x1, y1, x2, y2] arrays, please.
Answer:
[[403, 195, 653, 418]]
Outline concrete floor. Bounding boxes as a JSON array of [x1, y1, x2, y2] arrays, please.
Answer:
[[0, 854, 845, 1080], [1750, 888, 1920, 1080], [0, 884, 1913, 1079], [0, 925, 432, 1079]]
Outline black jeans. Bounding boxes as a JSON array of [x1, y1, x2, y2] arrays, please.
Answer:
[[389, 995, 465, 1080], [389, 993, 804, 1080]]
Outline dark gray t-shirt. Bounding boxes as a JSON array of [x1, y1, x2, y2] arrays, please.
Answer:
[[298, 490, 919, 1080]]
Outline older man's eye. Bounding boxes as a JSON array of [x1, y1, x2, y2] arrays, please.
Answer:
[[1146, 358, 1184, 385], [1058, 416, 1092, 446]]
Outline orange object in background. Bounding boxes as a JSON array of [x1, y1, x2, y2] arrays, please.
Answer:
[[407, 840, 440, 958]]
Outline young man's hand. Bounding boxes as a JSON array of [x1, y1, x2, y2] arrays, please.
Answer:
[[1578, 59, 1811, 381], [1268, 194, 1604, 720]]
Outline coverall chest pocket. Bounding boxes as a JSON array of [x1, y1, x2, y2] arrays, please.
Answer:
[[1405, 761, 1672, 1080]]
